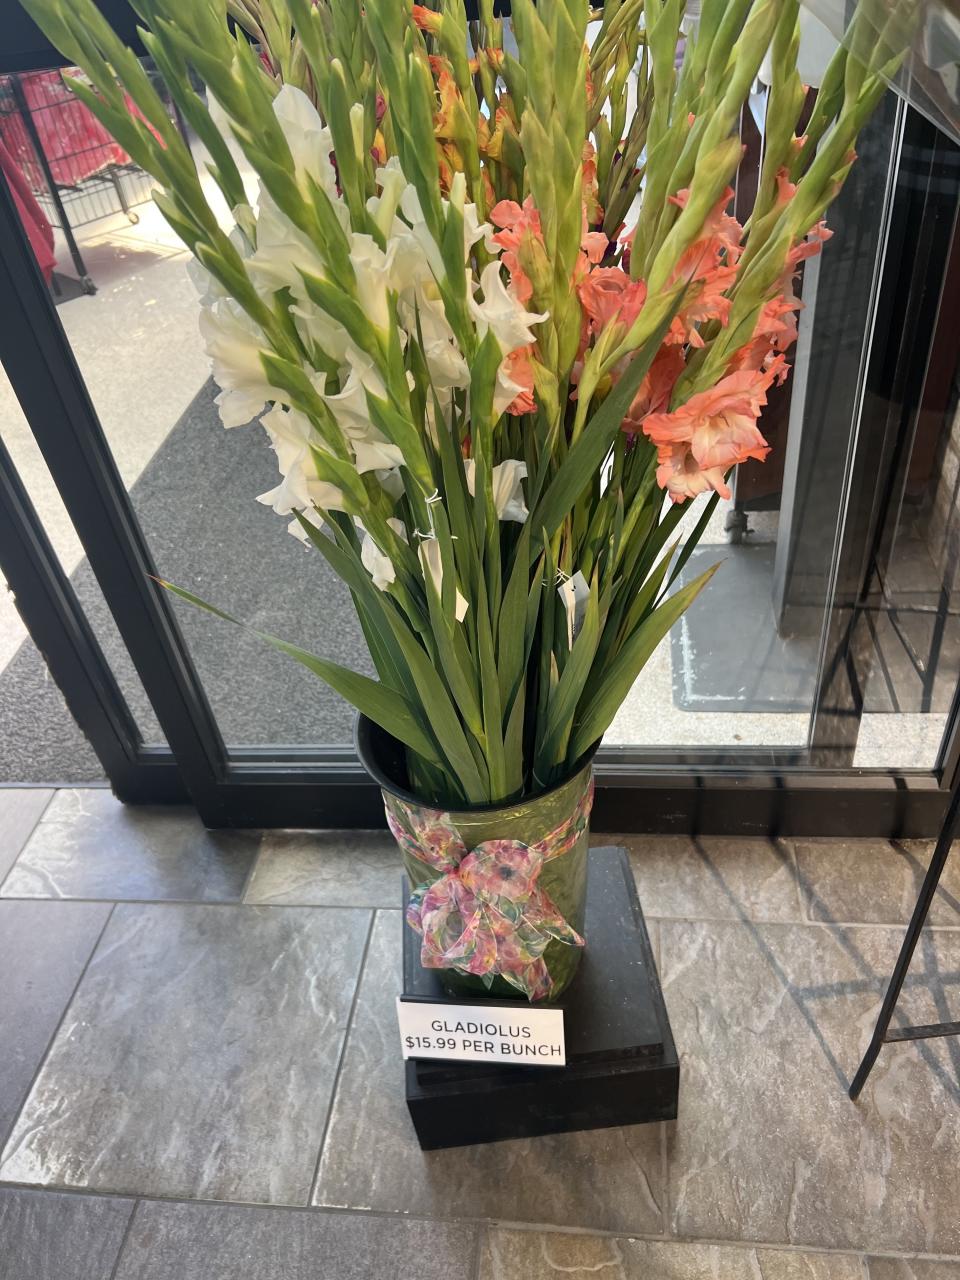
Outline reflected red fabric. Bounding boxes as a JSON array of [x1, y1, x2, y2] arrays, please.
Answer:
[[0, 70, 131, 189], [0, 135, 55, 282]]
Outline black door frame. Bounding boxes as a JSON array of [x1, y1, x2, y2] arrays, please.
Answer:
[[0, 100, 957, 835]]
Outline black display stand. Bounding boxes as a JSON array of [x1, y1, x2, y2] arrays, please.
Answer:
[[401, 845, 679, 1150], [849, 783, 960, 1099]]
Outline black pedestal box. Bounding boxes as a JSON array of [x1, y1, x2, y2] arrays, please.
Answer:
[[401, 845, 679, 1150]]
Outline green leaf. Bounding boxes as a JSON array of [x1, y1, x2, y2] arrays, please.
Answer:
[[497, 520, 532, 716], [378, 597, 490, 803], [537, 573, 600, 776], [364, 389, 434, 492], [420, 541, 485, 738], [665, 491, 721, 592], [156, 578, 442, 764], [502, 673, 527, 796], [571, 562, 720, 756], [528, 294, 680, 551]]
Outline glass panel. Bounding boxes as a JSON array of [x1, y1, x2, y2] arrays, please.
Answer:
[[2, 62, 362, 753], [3, 50, 958, 782], [607, 92, 960, 773], [0, 370, 167, 783], [607, 88, 914, 762]]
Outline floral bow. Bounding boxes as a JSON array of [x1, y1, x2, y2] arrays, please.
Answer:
[[385, 780, 593, 1002]]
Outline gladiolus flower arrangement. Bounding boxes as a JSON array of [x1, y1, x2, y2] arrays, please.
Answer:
[[26, 0, 899, 808]]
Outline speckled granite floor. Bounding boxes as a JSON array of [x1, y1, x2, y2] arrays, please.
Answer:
[[1, 787, 959, 1279]]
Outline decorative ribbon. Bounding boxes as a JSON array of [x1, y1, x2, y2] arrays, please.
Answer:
[[385, 779, 594, 1002]]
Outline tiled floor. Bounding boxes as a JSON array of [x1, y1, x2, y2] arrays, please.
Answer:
[[1, 788, 959, 1278]]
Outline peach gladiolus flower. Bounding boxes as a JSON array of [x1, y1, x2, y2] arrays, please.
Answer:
[[502, 346, 537, 415], [729, 296, 799, 375], [785, 222, 832, 272], [577, 267, 646, 336], [492, 197, 610, 304], [490, 197, 544, 304], [664, 187, 744, 344], [411, 4, 442, 33], [582, 140, 602, 226], [434, 68, 464, 141], [667, 263, 738, 347], [622, 345, 686, 430], [670, 186, 743, 280], [655, 441, 733, 504], [643, 363, 781, 473]]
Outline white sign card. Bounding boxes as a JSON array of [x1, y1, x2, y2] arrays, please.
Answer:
[[397, 997, 566, 1067]]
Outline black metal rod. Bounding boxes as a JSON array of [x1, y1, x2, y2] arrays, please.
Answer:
[[849, 782, 960, 1098], [9, 72, 94, 290], [885, 1021, 960, 1043]]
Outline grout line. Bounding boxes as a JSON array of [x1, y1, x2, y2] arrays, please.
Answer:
[[471, 1222, 486, 1280], [237, 838, 266, 905], [2, 891, 959, 933], [0, 894, 402, 912], [660, 1121, 670, 1238], [783, 837, 811, 923], [0, 789, 57, 897], [306, 909, 377, 1208], [0, 903, 116, 1159], [0, 782, 109, 791], [107, 1198, 142, 1280], [0, 1181, 955, 1265]]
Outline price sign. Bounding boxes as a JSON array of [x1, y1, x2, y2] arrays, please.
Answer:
[[397, 996, 566, 1066]]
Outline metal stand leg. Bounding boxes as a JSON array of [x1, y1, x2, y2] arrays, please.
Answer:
[[849, 783, 960, 1099], [10, 74, 97, 295]]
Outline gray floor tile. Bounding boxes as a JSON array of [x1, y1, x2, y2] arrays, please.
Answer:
[[313, 911, 665, 1234], [868, 1260, 960, 1278], [0, 1188, 134, 1280], [1, 790, 260, 902], [0, 900, 111, 1145], [113, 1200, 477, 1280], [479, 1228, 865, 1278], [0, 789, 52, 887], [0, 904, 371, 1203], [661, 919, 960, 1254], [609, 834, 804, 922], [793, 838, 960, 926], [245, 830, 401, 907]]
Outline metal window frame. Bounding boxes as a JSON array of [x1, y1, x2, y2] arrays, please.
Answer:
[[0, 102, 958, 835]]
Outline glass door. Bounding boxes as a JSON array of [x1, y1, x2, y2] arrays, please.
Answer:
[[0, 46, 958, 833]]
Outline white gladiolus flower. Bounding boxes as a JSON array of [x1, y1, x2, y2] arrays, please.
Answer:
[[369, 158, 408, 237], [388, 221, 436, 297], [464, 459, 529, 523], [348, 234, 393, 333], [360, 517, 407, 591], [464, 201, 498, 257], [187, 222, 251, 304], [323, 355, 405, 473], [272, 85, 338, 200], [419, 538, 469, 621], [469, 262, 548, 353], [398, 184, 448, 281], [290, 299, 354, 366], [396, 175, 492, 280], [376, 467, 406, 501], [248, 193, 327, 296], [257, 405, 348, 531], [447, 171, 496, 258], [199, 298, 278, 427], [232, 202, 257, 243], [409, 295, 470, 391]]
